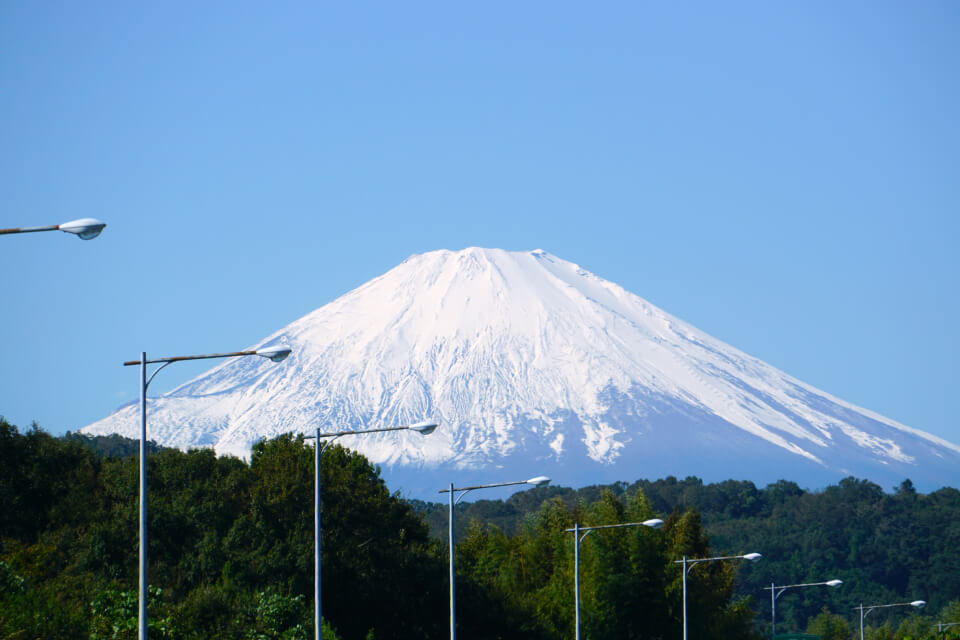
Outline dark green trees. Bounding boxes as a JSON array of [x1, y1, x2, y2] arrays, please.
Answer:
[[0, 420, 447, 639], [454, 488, 761, 640], [5, 417, 955, 639]]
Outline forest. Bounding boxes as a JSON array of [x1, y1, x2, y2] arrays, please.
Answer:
[[1, 417, 958, 640]]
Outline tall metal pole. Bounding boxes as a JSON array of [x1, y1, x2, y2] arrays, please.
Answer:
[[442, 476, 549, 640], [307, 422, 434, 640], [770, 582, 776, 638], [449, 482, 456, 640], [128, 347, 291, 640], [765, 580, 842, 638], [682, 556, 688, 640], [675, 553, 761, 640], [855, 602, 926, 640], [138, 352, 148, 640], [574, 523, 581, 640], [315, 427, 322, 640], [565, 520, 661, 639]]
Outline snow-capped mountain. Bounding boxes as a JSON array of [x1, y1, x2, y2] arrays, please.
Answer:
[[82, 248, 960, 494]]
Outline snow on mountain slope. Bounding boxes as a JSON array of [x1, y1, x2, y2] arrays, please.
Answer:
[[81, 248, 960, 493]]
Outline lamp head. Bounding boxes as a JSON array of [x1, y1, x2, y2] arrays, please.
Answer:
[[526, 475, 551, 487], [910, 600, 926, 608], [643, 518, 665, 528], [59, 218, 106, 240], [409, 421, 438, 435], [741, 553, 762, 562], [256, 346, 292, 362], [826, 579, 843, 588]]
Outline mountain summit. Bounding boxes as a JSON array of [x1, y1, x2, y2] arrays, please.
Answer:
[[82, 248, 960, 492]]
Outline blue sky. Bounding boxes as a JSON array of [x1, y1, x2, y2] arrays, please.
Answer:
[[2, 2, 958, 451]]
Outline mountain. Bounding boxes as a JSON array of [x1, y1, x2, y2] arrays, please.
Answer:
[[81, 248, 960, 495]]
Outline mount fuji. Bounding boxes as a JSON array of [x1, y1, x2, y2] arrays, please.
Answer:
[[81, 248, 960, 495]]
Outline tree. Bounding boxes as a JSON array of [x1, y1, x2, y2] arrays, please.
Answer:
[[89, 586, 176, 640], [806, 607, 851, 640], [893, 613, 934, 640]]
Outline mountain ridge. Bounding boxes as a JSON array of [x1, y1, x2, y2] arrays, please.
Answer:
[[81, 247, 960, 494]]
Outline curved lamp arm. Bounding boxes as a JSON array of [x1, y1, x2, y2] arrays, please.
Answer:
[[767, 579, 843, 600], [441, 475, 552, 504], [858, 601, 926, 619], [566, 519, 664, 543], [1, 217, 106, 240], [676, 552, 762, 574], [128, 347, 292, 391]]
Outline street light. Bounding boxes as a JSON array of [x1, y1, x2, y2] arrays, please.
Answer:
[[565, 519, 664, 640], [855, 600, 926, 640], [940, 621, 960, 638], [764, 579, 842, 637], [1, 217, 107, 239], [674, 553, 761, 640], [123, 346, 291, 640], [440, 475, 551, 640], [304, 421, 437, 640]]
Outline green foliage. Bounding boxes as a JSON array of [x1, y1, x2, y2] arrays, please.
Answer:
[[62, 430, 164, 458], [4, 417, 959, 640], [0, 418, 102, 543], [89, 586, 176, 639], [0, 560, 24, 594], [453, 487, 762, 639], [0, 420, 445, 640], [806, 607, 851, 640], [934, 601, 960, 640], [421, 473, 960, 639], [892, 614, 934, 640], [245, 587, 308, 640], [0, 573, 91, 639], [866, 620, 895, 640]]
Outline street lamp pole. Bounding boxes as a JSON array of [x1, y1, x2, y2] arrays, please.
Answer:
[[564, 519, 664, 640], [0, 217, 106, 239], [303, 421, 437, 640], [124, 346, 291, 640], [940, 621, 960, 638], [856, 600, 926, 640], [440, 475, 551, 640], [764, 579, 842, 637], [674, 553, 762, 640]]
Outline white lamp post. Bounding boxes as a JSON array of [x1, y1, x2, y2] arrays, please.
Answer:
[[565, 519, 663, 640], [1, 217, 107, 239], [440, 475, 551, 640], [674, 552, 761, 640], [939, 621, 960, 638], [764, 579, 842, 637], [856, 600, 926, 640], [303, 421, 437, 640], [124, 346, 291, 640]]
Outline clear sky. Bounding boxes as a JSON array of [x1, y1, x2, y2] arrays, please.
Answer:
[[2, 2, 958, 450]]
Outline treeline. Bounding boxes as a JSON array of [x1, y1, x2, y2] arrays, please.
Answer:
[[416, 478, 960, 639], [2, 418, 958, 639], [1, 419, 444, 639]]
